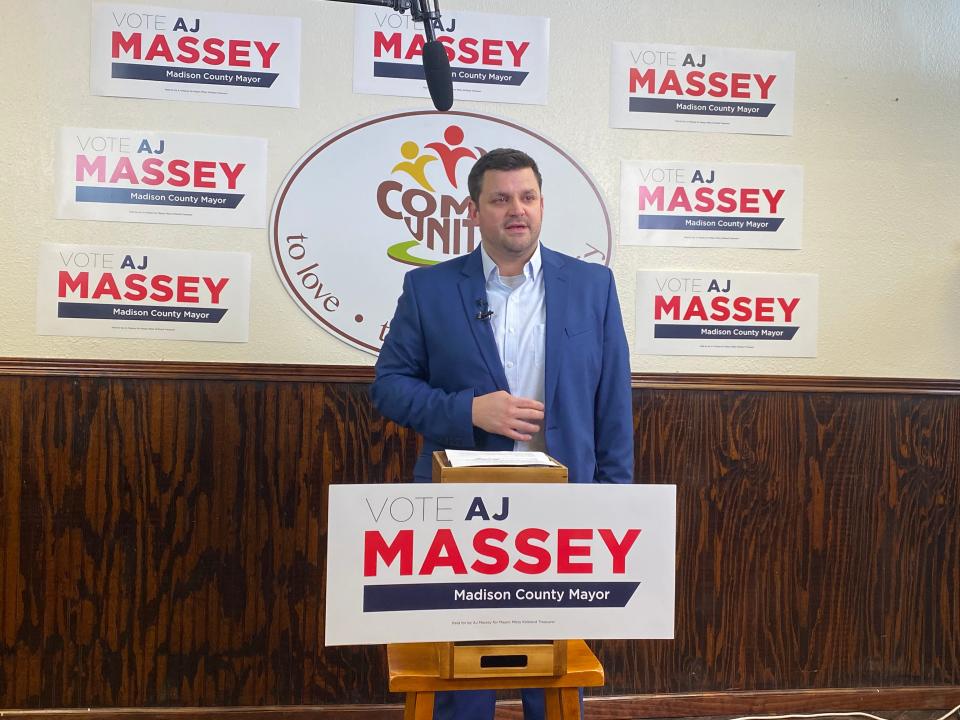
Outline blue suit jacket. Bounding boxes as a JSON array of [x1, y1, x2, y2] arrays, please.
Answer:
[[371, 244, 634, 484]]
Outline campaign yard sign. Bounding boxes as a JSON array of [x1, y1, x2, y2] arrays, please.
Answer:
[[325, 483, 676, 645], [620, 161, 803, 249], [354, 6, 549, 105], [57, 127, 267, 227], [36, 243, 251, 342], [611, 42, 795, 135], [635, 270, 818, 357], [91, 3, 301, 107]]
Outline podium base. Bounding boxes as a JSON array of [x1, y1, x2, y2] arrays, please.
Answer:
[[388, 639, 601, 720]]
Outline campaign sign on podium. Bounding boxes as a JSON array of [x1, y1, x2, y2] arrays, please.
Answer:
[[324, 483, 676, 645]]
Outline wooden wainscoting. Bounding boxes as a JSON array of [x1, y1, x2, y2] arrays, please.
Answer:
[[0, 359, 958, 717]]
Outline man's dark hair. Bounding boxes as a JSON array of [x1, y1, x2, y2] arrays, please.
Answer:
[[467, 148, 542, 203]]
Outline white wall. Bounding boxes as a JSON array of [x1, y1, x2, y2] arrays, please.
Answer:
[[2, 0, 958, 378]]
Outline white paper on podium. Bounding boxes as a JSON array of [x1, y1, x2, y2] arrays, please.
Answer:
[[444, 450, 556, 467]]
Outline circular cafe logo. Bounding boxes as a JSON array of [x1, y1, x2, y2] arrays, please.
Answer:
[[270, 110, 612, 355]]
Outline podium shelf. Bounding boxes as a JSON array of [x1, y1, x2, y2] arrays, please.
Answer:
[[387, 639, 603, 692]]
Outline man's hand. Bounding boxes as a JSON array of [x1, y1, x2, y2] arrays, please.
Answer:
[[472, 391, 544, 441]]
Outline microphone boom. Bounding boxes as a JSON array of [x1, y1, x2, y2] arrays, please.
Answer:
[[326, 0, 455, 111]]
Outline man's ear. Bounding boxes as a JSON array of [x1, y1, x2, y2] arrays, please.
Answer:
[[468, 199, 478, 220]]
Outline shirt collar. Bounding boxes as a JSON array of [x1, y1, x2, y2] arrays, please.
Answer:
[[480, 243, 542, 284]]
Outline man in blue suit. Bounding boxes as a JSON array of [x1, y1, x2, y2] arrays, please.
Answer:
[[371, 148, 633, 719]]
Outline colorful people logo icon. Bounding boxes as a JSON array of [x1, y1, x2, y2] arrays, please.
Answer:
[[391, 140, 437, 192], [424, 125, 480, 187]]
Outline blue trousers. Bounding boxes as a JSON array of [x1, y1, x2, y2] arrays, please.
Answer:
[[433, 688, 583, 720]]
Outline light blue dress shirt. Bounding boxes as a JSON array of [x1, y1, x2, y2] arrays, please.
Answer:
[[480, 243, 546, 452]]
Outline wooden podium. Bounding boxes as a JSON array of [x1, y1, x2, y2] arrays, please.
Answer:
[[431, 451, 570, 679], [383, 452, 604, 719]]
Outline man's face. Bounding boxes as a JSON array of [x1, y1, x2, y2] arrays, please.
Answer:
[[468, 168, 543, 267]]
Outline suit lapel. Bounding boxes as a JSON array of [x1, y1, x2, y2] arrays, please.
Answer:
[[542, 246, 567, 411], [459, 249, 510, 391]]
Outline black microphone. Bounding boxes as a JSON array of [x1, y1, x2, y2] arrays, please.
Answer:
[[422, 39, 454, 111], [415, 0, 454, 111], [475, 299, 493, 321]]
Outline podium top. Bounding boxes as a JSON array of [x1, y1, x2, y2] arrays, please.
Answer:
[[432, 450, 568, 483]]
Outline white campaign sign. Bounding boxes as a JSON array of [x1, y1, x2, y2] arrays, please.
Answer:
[[270, 110, 612, 355], [354, 7, 550, 105], [91, 3, 301, 107], [36, 243, 251, 342], [610, 42, 795, 135], [635, 270, 818, 357], [325, 483, 676, 646], [57, 127, 267, 227], [620, 161, 804, 249]]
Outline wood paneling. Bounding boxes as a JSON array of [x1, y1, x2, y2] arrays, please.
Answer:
[[0, 361, 957, 713], [0, 693, 959, 720]]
